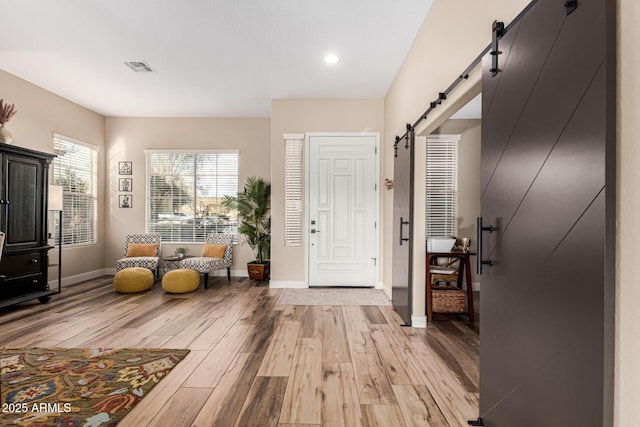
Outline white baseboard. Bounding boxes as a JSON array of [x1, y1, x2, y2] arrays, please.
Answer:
[[211, 269, 248, 277], [378, 281, 392, 298], [49, 268, 109, 288], [411, 315, 427, 328], [105, 267, 248, 277], [269, 280, 308, 289]]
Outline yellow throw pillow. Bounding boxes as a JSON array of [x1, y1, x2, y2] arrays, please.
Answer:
[[201, 243, 227, 258], [126, 243, 158, 257]]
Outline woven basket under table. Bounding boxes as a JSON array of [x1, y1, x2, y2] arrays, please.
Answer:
[[432, 285, 466, 313]]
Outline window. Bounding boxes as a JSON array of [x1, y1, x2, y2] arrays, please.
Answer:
[[426, 134, 460, 238], [53, 134, 98, 246], [284, 134, 304, 246], [146, 150, 239, 242]]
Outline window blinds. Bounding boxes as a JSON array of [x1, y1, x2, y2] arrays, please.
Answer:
[[52, 135, 98, 246], [426, 135, 459, 238], [146, 151, 239, 242], [284, 135, 304, 246]]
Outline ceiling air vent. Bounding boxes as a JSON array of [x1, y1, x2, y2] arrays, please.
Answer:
[[124, 61, 155, 73]]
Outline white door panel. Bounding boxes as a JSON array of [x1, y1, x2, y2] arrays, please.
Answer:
[[308, 135, 378, 287]]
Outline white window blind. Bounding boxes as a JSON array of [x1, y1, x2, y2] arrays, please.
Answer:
[[52, 135, 98, 246], [284, 135, 304, 246], [426, 135, 460, 238], [146, 151, 238, 242]]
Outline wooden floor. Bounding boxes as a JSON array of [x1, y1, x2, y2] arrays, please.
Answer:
[[0, 276, 479, 427]]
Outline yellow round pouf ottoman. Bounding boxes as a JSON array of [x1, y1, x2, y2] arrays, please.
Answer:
[[162, 269, 200, 293], [114, 267, 155, 293]]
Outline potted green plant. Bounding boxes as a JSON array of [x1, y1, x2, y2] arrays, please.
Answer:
[[222, 176, 271, 280], [175, 247, 187, 258]]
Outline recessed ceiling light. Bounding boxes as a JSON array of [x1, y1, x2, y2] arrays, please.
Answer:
[[324, 54, 339, 64]]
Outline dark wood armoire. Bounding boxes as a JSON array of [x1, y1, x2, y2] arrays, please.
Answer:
[[0, 144, 56, 308]]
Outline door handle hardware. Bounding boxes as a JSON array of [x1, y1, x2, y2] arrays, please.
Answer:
[[399, 217, 410, 246], [29, 259, 38, 264], [310, 229, 320, 234], [477, 217, 495, 275]]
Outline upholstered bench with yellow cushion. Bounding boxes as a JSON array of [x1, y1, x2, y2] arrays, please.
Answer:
[[114, 267, 155, 293], [162, 269, 200, 293]]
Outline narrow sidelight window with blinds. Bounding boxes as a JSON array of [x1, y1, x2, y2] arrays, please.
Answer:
[[53, 134, 99, 246], [426, 135, 460, 238], [146, 151, 238, 243], [284, 135, 304, 246]]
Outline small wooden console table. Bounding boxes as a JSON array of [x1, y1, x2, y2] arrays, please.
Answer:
[[426, 250, 476, 322]]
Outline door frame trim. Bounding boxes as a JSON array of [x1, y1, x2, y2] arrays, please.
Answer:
[[304, 132, 381, 287]]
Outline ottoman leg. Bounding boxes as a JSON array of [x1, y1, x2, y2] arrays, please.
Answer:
[[204, 272, 209, 289], [227, 267, 231, 282]]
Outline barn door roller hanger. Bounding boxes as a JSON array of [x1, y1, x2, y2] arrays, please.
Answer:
[[490, 20, 505, 77]]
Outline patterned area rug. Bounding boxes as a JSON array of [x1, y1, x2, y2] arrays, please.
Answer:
[[0, 347, 189, 426], [278, 288, 391, 306]]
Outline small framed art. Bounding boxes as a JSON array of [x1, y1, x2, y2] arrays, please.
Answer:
[[119, 195, 132, 208], [119, 161, 133, 175], [119, 178, 132, 192]]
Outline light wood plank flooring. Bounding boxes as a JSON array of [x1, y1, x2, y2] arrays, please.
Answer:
[[0, 276, 479, 427]]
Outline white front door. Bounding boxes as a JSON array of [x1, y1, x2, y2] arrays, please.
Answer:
[[308, 134, 378, 287]]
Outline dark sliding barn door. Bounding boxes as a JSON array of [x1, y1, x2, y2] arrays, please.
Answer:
[[478, 0, 614, 425], [392, 130, 415, 325]]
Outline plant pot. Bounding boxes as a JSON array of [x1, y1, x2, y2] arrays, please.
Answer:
[[247, 261, 270, 281], [0, 125, 13, 144]]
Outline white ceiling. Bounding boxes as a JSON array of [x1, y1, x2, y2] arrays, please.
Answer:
[[449, 93, 482, 119], [0, 0, 434, 118]]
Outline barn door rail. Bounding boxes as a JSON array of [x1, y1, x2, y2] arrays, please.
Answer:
[[391, 0, 538, 145]]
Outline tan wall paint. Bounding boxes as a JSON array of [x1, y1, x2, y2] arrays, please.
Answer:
[[616, 1, 638, 425], [270, 99, 384, 284], [0, 69, 106, 280], [104, 117, 270, 273], [384, 0, 530, 319]]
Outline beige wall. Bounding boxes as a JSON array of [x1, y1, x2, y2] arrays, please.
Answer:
[[104, 117, 270, 273], [0, 69, 106, 282], [383, 0, 529, 320], [616, 1, 638, 425], [270, 99, 384, 284]]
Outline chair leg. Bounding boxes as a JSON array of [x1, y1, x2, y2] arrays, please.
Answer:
[[204, 272, 209, 289], [227, 267, 231, 282]]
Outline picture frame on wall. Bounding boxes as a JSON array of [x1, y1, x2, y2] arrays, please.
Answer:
[[119, 161, 133, 175], [119, 195, 132, 208], [119, 178, 132, 192]]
